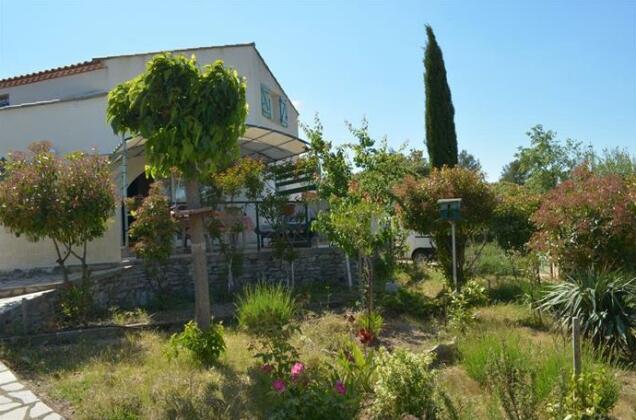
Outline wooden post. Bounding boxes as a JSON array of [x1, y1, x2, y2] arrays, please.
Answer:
[[572, 316, 582, 378]]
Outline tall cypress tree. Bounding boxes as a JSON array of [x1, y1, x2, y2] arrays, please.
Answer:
[[424, 25, 458, 168]]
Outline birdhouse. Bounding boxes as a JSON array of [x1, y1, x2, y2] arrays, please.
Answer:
[[437, 198, 462, 221]]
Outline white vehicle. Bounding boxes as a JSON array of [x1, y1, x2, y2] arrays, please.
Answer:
[[405, 232, 436, 263]]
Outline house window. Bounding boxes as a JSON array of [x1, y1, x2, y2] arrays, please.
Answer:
[[261, 85, 272, 119], [279, 97, 288, 127], [0, 94, 8, 108], [261, 84, 288, 127]]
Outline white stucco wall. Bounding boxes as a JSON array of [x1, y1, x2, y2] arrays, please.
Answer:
[[0, 43, 299, 271], [0, 207, 122, 271]]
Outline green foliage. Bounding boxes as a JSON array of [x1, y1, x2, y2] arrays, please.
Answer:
[[127, 183, 178, 295], [500, 159, 528, 185], [546, 368, 619, 420], [236, 282, 296, 336], [304, 115, 352, 200], [591, 147, 636, 178], [458, 149, 482, 173], [165, 321, 226, 366], [210, 157, 266, 202], [267, 363, 359, 420], [371, 347, 441, 418], [514, 125, 590, 193], [333, 338, 377, 395], [395, 166, 495, 287], [0, 142, 115, 281], [58, 279, 93, 325], [381, 287, 438, 318], [424, 25, 458, 168], [107, 53, 247, 180], [356, 311, 384, 337], [447, 280, 487, 333], [458, 329, 610, 403], [531, 166, 636, 272], [490, 182, 541, 253], [539, 271, 636, 358], [485, 343, 540, 420], [207, 157, 266, 291]]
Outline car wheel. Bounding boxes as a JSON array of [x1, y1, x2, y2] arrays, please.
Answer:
[[412, 249, 433, 264]]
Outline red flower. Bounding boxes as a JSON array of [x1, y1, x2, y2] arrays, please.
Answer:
[[356, 328, 374, 345]]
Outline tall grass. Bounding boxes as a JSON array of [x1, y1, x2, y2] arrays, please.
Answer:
[[235, 282, 296, 335], [458, 327, 611, 402]]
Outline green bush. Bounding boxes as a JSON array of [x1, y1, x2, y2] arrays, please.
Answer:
[[370, 348, 440, 418], [546, 368, 619, 420], [166, 321, 225, 366], [58, 279, 93, 325], [236, 282, 296, 336], [539, 271, 636, 358]]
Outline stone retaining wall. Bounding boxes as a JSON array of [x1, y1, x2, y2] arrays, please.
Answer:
[[0, 247, 357, 336]]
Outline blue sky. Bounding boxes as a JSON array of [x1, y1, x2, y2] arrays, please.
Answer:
[[1, 0, 634, 180]]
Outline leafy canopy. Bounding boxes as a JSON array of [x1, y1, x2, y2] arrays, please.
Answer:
[[107, 53, 248, 180], [0, 142, 115, 248]]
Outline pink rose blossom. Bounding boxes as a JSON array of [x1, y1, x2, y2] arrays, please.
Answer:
[[290, 362, 305, 380], [335, 380, 346, 395], [272, 379, 286, 393]]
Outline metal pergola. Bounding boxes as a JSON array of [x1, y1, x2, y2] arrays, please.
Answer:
[[110, 125, 312, 249]]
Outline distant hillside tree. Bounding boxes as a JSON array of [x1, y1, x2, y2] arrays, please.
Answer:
[[424, 25, 458, 168], [499, 159, 528, 185], [458, 149, 482, 173]]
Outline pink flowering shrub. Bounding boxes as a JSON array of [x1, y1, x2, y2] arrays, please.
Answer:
[[530, 166, 636, 272], [259, 358, 357, 420]]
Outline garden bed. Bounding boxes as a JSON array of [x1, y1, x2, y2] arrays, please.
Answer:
[[1, 269, 634, 419]]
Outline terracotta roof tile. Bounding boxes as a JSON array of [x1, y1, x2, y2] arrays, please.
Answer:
[[0, 60, 105, 89]]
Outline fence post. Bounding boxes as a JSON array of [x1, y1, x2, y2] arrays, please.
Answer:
[[572, 316, 582, 378]]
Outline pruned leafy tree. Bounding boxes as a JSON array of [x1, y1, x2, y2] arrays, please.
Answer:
[[395, 166, 495, 288], [107, 53, 248, 329], [530, 165, 636, 273], [0, 141, 115, 283], [424, 25, 458, 168]]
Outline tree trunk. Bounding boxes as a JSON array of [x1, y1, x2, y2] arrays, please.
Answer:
[[185, 179, 211, 330]]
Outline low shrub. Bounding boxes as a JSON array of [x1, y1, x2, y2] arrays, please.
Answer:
[[485, 343, 539, 420], [150, 378, 226, 419], [356, 311, 384, 338], [370, 348, 441, 418], [261, 359, 359, 420], [546, 368, 619, 420], [58, 279, 93, 325], [165, 321, 226, 366], [236, 282, 296, 336], [539, 270, 636, 358]]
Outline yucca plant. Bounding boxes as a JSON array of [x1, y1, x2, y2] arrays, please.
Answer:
[[539, 271, 636, 358]]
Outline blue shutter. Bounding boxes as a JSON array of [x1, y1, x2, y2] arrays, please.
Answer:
[[279, 97, 288, 127], [261, 85, 272, 119]]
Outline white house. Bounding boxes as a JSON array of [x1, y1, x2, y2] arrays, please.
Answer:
[[0, 43, 308, 271]]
